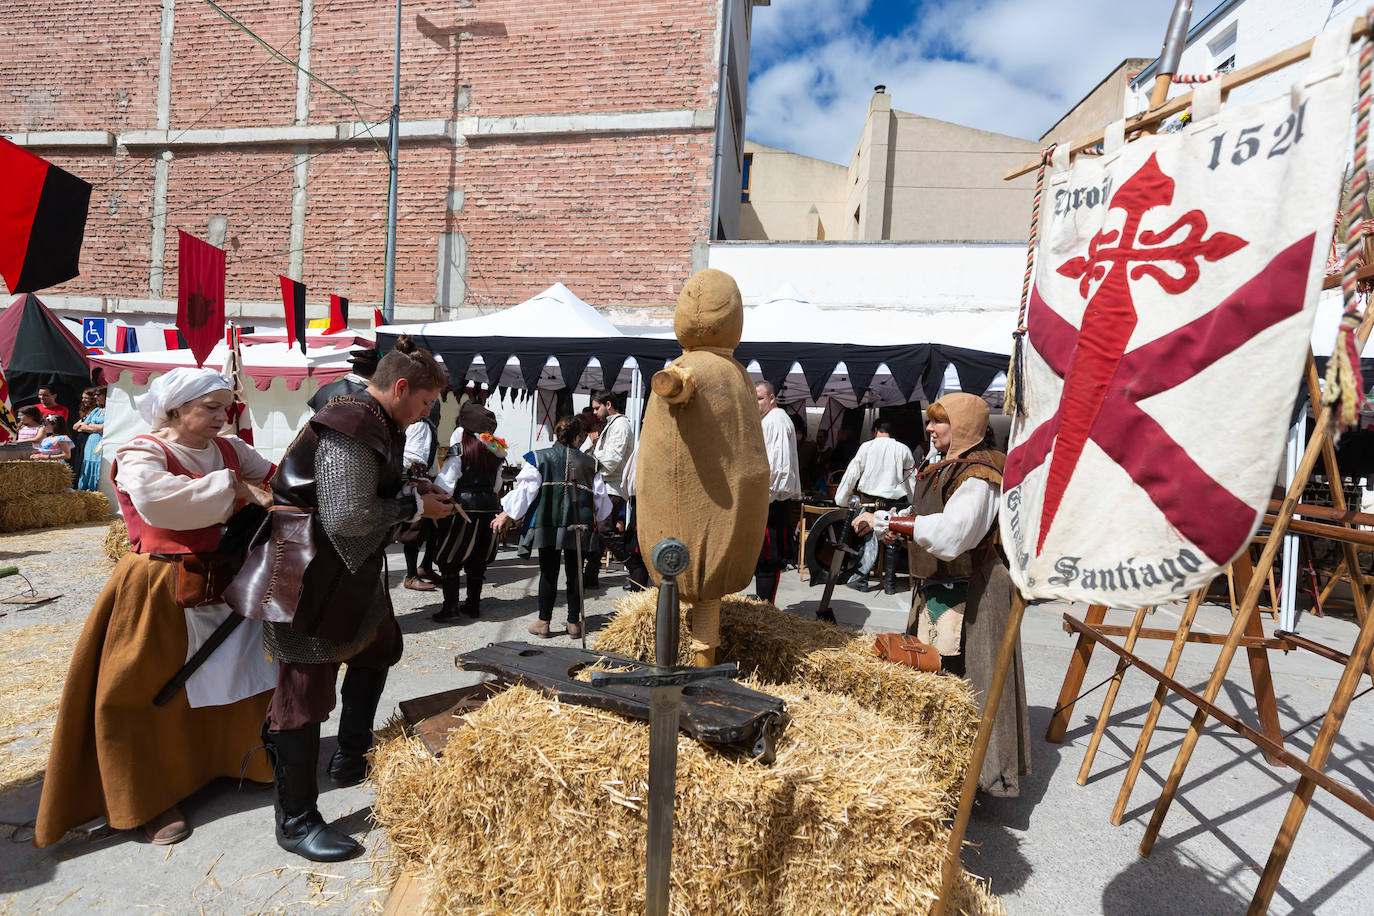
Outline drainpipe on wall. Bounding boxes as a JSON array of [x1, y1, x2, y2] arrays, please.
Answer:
[[707, 0, 732, 241]]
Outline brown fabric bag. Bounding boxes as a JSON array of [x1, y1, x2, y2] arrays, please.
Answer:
[[872, 633, 941, 672], [222, 507, 316, 625]]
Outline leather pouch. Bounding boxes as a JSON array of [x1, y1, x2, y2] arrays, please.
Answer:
[[173, 553, 236, 608], [223, 507, 316, 624], [872, 633, 941, 672]]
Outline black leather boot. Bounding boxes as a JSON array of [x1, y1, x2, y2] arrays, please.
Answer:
[[264, 723, 361, 862], [431, 576, 462, 622], [883, 543, 901, 595], [326, 666, 388, 787]]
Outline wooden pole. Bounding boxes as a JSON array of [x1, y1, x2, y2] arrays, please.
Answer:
[[1077, 605, 1150, 785], [1249, 599, 1374, 912], [1046, 604, 1108, 742], [1111, 589, 1204, 824], [930, 591, 1028, 916], [1139, 312, 1374, 856]]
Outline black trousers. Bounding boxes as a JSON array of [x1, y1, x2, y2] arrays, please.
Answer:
[[538, 547, 584, 622], [585, 495, 628, 570], [754, 499, 798, 603], [403, 520, 436, 577]]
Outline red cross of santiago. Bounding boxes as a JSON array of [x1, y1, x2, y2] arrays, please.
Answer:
[[1004, 152, 1317, 564]]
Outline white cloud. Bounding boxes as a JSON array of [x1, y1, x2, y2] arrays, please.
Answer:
[[746, 0, 1221, 164]]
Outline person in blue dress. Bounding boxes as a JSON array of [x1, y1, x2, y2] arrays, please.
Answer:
[[74, 387, 107, 490]]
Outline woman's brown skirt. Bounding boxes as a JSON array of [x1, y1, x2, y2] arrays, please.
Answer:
[[34, 553, 273, 847]]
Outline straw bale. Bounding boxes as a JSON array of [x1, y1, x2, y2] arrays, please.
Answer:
[[0, 621, 82, 792], [371, 683, 1003, 916], [102, 518, 131, 564], [0, 489, 112, 533], [594, 591, 979, 810], [0, 460, 72, 497]]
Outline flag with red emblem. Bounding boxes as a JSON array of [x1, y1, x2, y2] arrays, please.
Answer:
[[176, 231, 226, 367], [1000, 29, 1356, 606]]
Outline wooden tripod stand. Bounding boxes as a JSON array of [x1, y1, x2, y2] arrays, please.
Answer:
[[932, 16, 1374, 915]]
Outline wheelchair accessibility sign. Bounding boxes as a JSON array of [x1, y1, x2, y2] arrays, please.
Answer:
[[82, 318, 106, 352]]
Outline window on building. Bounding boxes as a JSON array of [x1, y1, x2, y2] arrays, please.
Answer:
[[1208, 23, 1238, 76], [741, 152, 753, 203]]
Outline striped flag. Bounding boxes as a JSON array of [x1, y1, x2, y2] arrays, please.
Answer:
[[279, 275, 307, 354], [0, 359, 17, 444]]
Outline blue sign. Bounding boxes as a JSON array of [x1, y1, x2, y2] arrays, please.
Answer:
[[82, 318, 106, 351]]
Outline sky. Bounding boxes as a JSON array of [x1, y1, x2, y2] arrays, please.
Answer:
[[745, 0, 1226, 164]]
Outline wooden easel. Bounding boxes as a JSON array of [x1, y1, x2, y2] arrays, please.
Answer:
[[932, 16, 1374, 916]]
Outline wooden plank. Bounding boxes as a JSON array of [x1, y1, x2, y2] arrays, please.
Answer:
[[1005, 19, 1368, 180], [1112, 589, 1205, 825], [1065, 622, 1289, 649], [382, 868, 428, 916], [1076, 605, 1149, 785], [1045, 604, 1108, 743]]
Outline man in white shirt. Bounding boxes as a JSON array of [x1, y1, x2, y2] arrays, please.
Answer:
[[834, 419, 916, 594], [583, 389, 633, 587], [399, 400, 441, 591], [754, 380, 801, 602]]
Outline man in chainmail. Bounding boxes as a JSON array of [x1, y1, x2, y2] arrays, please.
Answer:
[[260, 337, 452, 862]]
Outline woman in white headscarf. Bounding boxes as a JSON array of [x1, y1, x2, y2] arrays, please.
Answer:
[[36, 368, 278, 849]]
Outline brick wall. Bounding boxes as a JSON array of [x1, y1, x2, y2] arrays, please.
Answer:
[[1, 0, 725, 315]]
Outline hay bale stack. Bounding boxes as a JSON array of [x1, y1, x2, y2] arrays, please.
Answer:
[[0, 475, 112, 533], [102, 518, 131, 563], [371, 684, 1003, 916], [594, 591, 980, 808], [0, 460, 72, 495]]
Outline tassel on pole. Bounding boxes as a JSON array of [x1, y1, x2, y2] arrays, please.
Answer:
[[1006, 145, 1054, 417], [1322, 29, 1374, 434]]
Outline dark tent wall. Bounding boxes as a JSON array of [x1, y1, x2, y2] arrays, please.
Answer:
[[0, 294, 93, 417]]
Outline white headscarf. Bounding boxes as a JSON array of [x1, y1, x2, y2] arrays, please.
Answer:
[[136, 367, 233, 429]]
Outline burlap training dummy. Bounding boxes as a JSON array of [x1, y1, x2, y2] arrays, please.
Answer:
[[637, 269, 769, 663]]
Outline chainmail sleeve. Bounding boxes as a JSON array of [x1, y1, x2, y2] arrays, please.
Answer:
[[315, 428, 417, 572]]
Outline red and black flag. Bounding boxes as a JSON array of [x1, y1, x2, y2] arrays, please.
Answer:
[[374, 307, 386, 328], [327, 293, 349, 334], [163, 328, 188, 350], [0, 138, 92, 294], [279, 275, 307, 354], [176, 231, 226, 367]]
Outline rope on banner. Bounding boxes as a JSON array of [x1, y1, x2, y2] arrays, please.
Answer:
[[1171, 71, 1220, 84], [1323, 25, 1374, 431], [1005, 143, 1055, 417]]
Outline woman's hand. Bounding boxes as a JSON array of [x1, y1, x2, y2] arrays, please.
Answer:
[[236, 479, 275, 509], [491, 511, 511, 536]]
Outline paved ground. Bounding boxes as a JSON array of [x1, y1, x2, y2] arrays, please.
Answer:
[[0, 521, 1371, 913]]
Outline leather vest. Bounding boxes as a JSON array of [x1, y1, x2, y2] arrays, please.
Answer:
[[454, 460, 501, 513], [271, 392, 406, 641], [908, 447, 1005, 581], [114, 435, 243, 555], [529, 444, 597, 533]]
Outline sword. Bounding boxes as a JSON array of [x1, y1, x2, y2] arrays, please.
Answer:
[[591, 538, 740, 916], [154, 611, 243, 706]]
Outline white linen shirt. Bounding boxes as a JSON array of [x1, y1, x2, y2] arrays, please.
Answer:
[[403, 420, 437, 475], [878, 477, 999, 562], [593, 412, 633, 500], [434, 427, 503, 495], [115, 434, 272, 529], [761, 406, 802, 502], [834, 436, 917, 505]]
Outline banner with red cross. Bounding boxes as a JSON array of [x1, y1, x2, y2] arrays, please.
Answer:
[[1000, 28, 1357, 607]]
